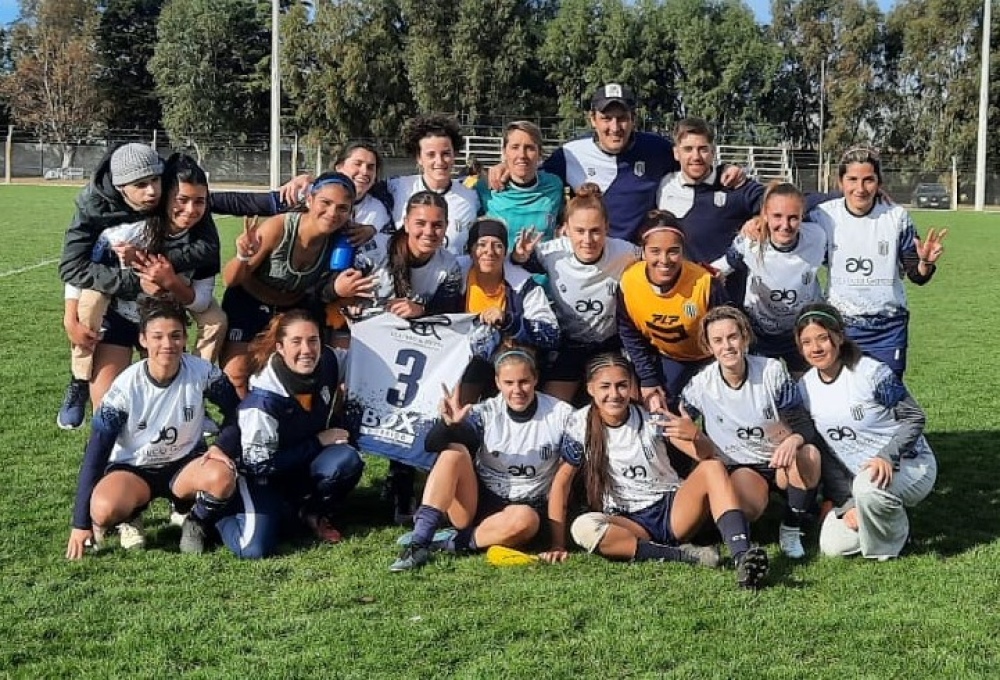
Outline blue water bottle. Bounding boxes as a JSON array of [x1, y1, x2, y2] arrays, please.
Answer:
[[329, 233, 356, 271]]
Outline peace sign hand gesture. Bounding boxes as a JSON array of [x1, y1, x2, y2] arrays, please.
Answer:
[[439, 382, 471, 426], [914, 228, 948, 269], [511, 227, 542, 265], [237, 216, 262, 260]]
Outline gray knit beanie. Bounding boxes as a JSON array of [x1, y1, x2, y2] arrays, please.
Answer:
[[110, 144, 164, 186]]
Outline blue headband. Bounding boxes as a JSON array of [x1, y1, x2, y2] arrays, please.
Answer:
[[310, 172, 356, 200]]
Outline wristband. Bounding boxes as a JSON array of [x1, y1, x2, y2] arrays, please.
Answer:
[[236, 252, 252, 263]]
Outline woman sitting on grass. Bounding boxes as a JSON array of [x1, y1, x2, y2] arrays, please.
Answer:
[[389, 343, 573, 572], [66, 300, 241, 559], [795, 304, 937, 560], [546, 353, 770, 588], [214, 310, 365, 558]]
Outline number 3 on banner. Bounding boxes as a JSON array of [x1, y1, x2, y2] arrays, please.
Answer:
[[386, 349, 427, 407]]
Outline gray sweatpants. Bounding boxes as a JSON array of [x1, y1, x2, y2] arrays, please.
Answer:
[[819, 455, 937, 560]]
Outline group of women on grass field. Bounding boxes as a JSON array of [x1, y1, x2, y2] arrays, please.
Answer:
[[58, 83, 947, 587]]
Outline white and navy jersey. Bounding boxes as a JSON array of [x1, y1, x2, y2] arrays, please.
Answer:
[[370, 247, 464, 313], [533, 236, 639, 344], [712, 222, 827, 337], [466, 393, 574, 503], [343, 313, 481, 469], [354, 193, 395, 270], [72, 355, 238, 528], [798, 356, 934, 475], [810, 199, 918, 321], [681, 356, 801, 465], [561, 404, 681, 514], [543, 132, 679, 241], [387, 175, 480, 256]]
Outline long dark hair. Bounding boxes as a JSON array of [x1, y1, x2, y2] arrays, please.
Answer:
[[581, 352, 633, 510], [144, 153, 208, 255], [387, 191, 449, 299], [794, 303, 863, 369]]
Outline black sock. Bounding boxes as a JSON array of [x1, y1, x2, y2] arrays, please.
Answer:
[[191, 490, 230, 525], [784, 486, 817, 528], [447, 526, 478, 553], [716, 509, 751, 559], [634, 541, 689, 563], [411, 505, 445, 547]]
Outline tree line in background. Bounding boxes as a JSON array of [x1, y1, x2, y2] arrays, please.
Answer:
[[0, 0, 996, 170]]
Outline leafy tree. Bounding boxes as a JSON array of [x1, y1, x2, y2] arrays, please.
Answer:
[[149, 0, 269, 161], [0, 0, 102, 167], [95, 0, 164, 131], [399, 0, 460, 113]]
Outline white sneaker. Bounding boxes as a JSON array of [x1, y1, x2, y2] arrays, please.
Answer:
[[778, 523, 805, 559], [169, 510, 188, 527], [118, 518, 147, 550], [86, 526, 107, 553]]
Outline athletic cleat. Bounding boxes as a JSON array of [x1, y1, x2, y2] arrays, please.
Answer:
[[117, 518, 146, 550], [778, 523, 806, 559], [389, 545, 432, 572], [678, 543, 722, 568], [57, 378, 89, 430], [396, 528, 457, 550], [179, 517, 209, 554], [735, 546, 769, 589]]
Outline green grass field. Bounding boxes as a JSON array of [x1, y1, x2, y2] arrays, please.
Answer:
[[1, 185, 998, 678]]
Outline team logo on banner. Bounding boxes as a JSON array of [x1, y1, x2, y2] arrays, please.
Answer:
[[634, 161, 645, 177], [714, 192, 727, 207], [683, 302, 698, 318]]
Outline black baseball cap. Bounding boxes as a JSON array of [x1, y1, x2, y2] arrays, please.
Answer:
[[591, 83, 637, 112]]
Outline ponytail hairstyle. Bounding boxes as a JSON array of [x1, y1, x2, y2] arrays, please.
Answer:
[[492, 339, 538, 380], [565, 182, 609, 227], [699, 305, 754, 355], [757, 181, 805, 254], [581, 352, 634, 510], [246, 309, 320, 376], [794, 303, 863, 369], [388, 191, 449, 298], [144, 152, 208, 254]]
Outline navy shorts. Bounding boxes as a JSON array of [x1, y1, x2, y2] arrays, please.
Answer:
[[727, 463, 781, 493], [544, 337, 622, 383], [105, 452, 201, 507], [752, 332, 808, 374], [221, 285, 278, 344], [474, 482, 544, 525], [845, 313, 908, 377], [622, 489, 678, 545], [100, 308, 141, 350], [659, 356, 710, 407]]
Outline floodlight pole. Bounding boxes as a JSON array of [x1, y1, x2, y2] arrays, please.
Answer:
[[269, 0, 281, 189], [975, 0, 991, 211]]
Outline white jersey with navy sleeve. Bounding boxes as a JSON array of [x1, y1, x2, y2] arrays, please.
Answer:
[[536, 236, 639, 344], [810, 199, 916, 320], [798, 356, 934, 475], [561, 404, 681, 514], [354, 193, 395, 270], [681, 356, 801, 465], [343, 313, 479, 469], [98, 355, 224, 468], [713, 223, 826, 336], [387, 175, 480, 256], [466, 392, 574, 503], [370, 247, 463, 310]]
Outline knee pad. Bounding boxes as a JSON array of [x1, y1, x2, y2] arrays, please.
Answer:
[[570, 512, 612, 553]]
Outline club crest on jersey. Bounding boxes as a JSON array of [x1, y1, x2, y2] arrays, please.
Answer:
[[762, 405, 775, 421], [321, 386, 331, 405], [802, 271, 813, 285], [851, 404, 865, 421], [587, 167, 596, 177], [683, 302, 698, 318], [183, 406, 194, 422], [606, 280, 619, 295], [558, 283, 567, 293], [714, 191, 727, 207], [634, 161, 645, 177], [878, 240, 890, 257], [539, 445, 553, 461]]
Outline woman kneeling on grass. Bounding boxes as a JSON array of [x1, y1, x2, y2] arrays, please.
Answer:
[[547, 353, 770, 588], [679, 306, 821, 559], [215, 310, 365, 558], [66, 300, 241, 559], [795, 304, 937, 560], [390, 343, 574, 572]]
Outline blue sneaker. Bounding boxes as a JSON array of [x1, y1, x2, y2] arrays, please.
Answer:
[[57, 379, 89, 430], [389, 544, 432, 572], [396, 528, 457, 550]]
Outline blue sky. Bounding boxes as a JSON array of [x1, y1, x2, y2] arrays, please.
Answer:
[[0, 0, 897, 28]]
